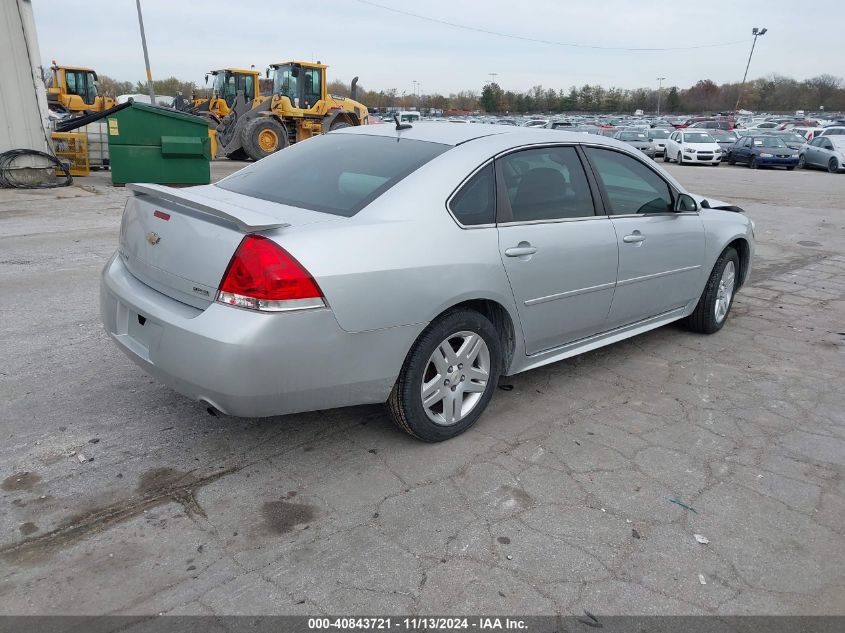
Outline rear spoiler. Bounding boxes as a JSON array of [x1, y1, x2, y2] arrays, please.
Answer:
[[126, 183, 289, 232]]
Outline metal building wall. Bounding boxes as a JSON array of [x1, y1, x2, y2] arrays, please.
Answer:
[[0, 0, 50, 154]]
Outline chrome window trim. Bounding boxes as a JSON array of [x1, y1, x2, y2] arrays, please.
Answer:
[[497, 214, 610, 228]]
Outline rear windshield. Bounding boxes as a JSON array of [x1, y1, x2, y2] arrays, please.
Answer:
[[217, 133, 450, 216]]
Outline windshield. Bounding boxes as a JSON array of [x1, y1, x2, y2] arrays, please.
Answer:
[[648, 130, 670, 139], [271, 64, 298, 101], [217, 134, 450, 217], [212, 72, 234, 100], [619, 132, 648, 141], [752, 137, 787, 148], [683, 132, 715, 143], [779, 133, 805, 143]]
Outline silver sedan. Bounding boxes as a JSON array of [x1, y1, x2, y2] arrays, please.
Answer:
[[101, 123, 754, 441], [799, 136, 845, 173]]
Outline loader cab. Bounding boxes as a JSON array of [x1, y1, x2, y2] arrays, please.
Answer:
[[209, 69, 258, 107], [48, 65, 111, 112], [269, 62, 326, 111]]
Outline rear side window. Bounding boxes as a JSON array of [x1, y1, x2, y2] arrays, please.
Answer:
[[499, 146, 595, 222], [449, 164, 495, 226], [217, 134, 450, 216]]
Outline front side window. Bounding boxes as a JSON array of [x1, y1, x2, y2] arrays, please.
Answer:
[[584, 147, 673, 215], [449, 164, 495, 226], [217, 134, 449, 217], [499, 146, 596, 222]]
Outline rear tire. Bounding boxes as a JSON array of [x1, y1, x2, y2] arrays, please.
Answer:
[[242, 118, 287, 162], [686, 248, 739, 335], [387, 309, 502, 442]]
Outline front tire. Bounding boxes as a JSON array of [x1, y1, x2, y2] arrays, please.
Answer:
[[829, 157, 840, 173], [678, 152, 684, 165], [387, 309, 502, 442], [749, 156, 759, 169], [686, 248, 739, 335], [242, 118, 288, 161], [663, 151, 670, 163], [797, 154, 806, 169]]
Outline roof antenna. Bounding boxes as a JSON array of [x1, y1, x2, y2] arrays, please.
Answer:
[[394, 114, 412, 131]]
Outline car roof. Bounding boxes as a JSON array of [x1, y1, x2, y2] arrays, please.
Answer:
[[335, 121, 633, 148]]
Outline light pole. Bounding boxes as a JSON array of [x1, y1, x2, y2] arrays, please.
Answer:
[[488, 72, 498, 85], [735, 27, 767, 112], [135, 0, 155, 103], [656, 77, 665, 116]]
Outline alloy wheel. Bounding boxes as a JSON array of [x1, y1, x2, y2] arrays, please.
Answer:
[[714, 261, 736, 324], [420, 331, 490, 426]]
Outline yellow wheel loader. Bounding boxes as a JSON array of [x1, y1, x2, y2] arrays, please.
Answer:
[[215, 61, 368, 161], [46, 63, 115, 114], [189, 68, 265, 123]]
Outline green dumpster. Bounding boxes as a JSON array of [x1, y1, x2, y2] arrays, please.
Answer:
[[107, 102, 212, 185]]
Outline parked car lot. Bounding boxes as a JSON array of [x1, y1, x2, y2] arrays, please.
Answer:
[[1, 155, 844, 616]]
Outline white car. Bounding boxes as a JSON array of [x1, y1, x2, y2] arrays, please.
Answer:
[[818, 126, 845, 137], [663, 130, 722, 165]]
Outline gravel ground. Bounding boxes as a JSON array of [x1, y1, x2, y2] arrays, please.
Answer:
[[1, 159, 843, 616]]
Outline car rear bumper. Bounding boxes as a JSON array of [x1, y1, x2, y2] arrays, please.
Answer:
[[100, 253, 421, 417]]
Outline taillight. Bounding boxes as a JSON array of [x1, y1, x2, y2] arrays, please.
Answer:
[[216, 235, 324, 312]]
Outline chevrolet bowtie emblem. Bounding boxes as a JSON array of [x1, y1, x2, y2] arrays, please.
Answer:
[[146, 232, 161, 245]]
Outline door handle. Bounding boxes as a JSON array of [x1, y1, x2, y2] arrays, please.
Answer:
[[623, 232, 646, 244], [504, 244, 538, 257]]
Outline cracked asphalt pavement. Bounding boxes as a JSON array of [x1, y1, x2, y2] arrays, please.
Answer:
[[1, 161, 843, 616]]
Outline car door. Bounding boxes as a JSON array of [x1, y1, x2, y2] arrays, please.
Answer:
[[582, 146, 705, 328], [665, 132, 678, 157], [805, 138, 823, 166], [817, 138, 834, 166], [495, 145, 618, 355]]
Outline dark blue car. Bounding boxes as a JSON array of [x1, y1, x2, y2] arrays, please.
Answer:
[[727, 135, 798, 169]]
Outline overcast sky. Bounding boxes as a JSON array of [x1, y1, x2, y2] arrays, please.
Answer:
[[32, 0, 845, 94]]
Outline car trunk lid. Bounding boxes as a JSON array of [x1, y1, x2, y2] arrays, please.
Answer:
[[119, 184, 335, 309]]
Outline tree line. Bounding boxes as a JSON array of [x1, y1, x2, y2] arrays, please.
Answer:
[[93, 73, 844, 114]]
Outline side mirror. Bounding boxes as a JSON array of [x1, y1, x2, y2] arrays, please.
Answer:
[[676, 194, 698, 212], [265, 67, 270, 79], [204, 74, 209, 85]]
